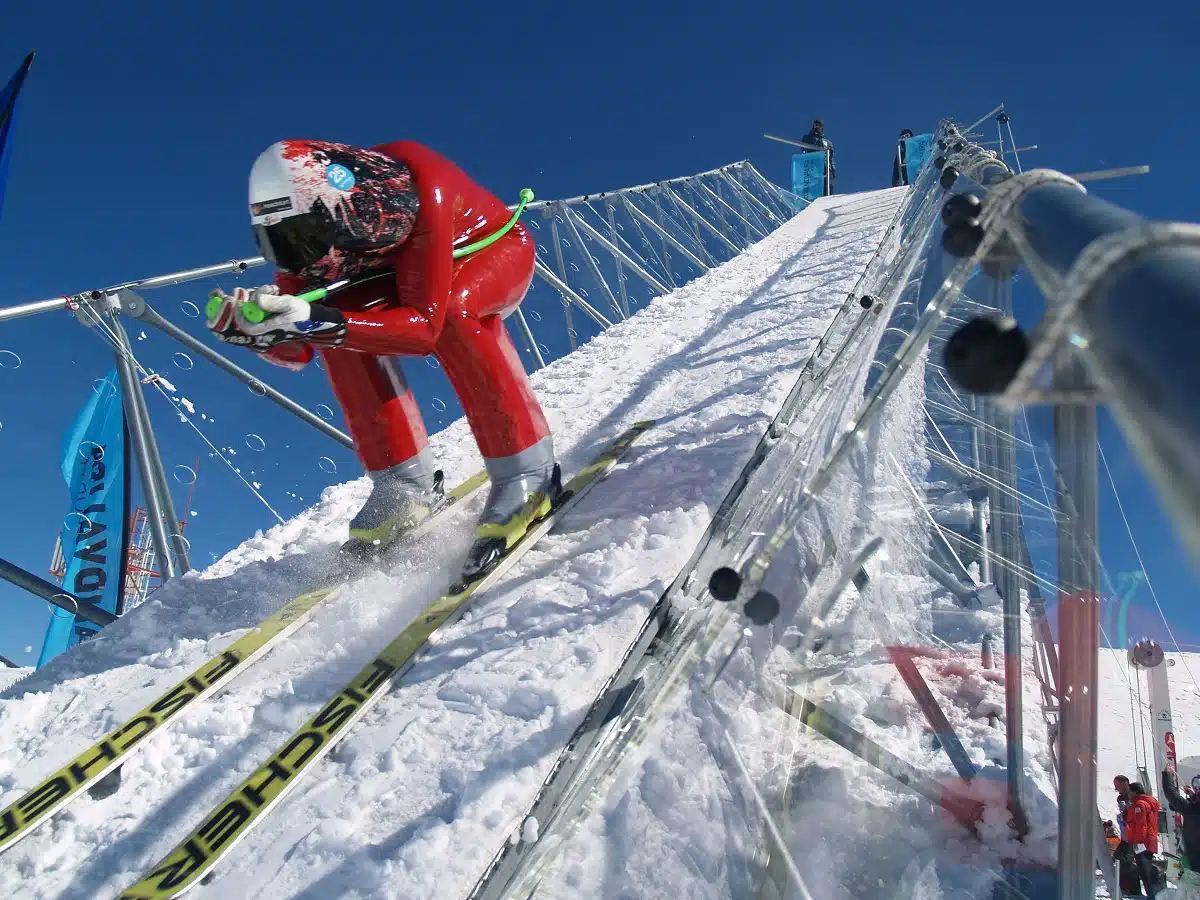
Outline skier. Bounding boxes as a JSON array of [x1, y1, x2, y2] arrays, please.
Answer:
[[207, 139, 559, 581], [892, 128, 914, 187], [1164, 768, 1200, 899], [801, 119, 836, 196]]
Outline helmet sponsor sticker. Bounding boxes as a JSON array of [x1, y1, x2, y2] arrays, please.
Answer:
[[325, 164, 356, 191], [251, 196, 294, 216]]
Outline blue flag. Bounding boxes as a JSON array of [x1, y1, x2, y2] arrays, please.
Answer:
[[38, 371, 131, 667], [904, 133, 934, 185], [0, 52, 34, 222], [791, 151, 828, 204]]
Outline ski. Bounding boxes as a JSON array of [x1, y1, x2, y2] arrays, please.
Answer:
[[0, 469, 489, 856], [118, 421, 654, 900]]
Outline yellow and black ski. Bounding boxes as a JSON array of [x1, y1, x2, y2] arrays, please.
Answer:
[[0, 469, 489, 857], [118, 421, 654, 900]]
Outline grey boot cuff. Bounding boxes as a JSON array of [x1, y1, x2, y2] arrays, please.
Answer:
[[482, 435, 556, 481], [371, 446, 439, 492]]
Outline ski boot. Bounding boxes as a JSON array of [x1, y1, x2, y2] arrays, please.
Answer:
[[458, 435, 563, 587], [342, 449, 446, 555]]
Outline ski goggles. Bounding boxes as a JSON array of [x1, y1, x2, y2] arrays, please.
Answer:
[[252, 212, 335, 274]]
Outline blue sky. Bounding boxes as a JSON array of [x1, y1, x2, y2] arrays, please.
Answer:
[[0, 2, 1195, 665]]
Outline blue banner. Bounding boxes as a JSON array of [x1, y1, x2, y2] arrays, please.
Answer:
[[904, 133, 934, 185], [791, 151, 828, 203], [38, 371, 130, 666], [0, 52, 35, 222]]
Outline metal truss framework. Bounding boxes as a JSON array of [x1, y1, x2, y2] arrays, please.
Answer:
[[471, 114, 1198, 900]]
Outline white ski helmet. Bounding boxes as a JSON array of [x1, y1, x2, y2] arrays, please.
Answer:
[[249, 140, 419, 282]]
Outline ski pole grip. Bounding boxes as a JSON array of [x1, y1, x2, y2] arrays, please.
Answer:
[[240, 286, 329, 323]]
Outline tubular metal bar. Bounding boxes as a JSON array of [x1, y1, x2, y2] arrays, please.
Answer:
[[744, 162, 803, 219], [1070, 165, 1150, 183], [721, 170, 783, 228], [996, 181, 1200, 565], [562, 203, 671, 300], [604, 202, 631, 318], [532, 260, 614, 330], [558, 205, 625, 321], [108, 311, 187, 579], [0, 556, 117, 626], [664, 184, 742, 256], [124, 294, 355, 449], [111, 256, 267, 292], [546, 215, 577, 350], [707, 178, 768, 242], [2, 256, 270, 326], [519, 161, 750, 211], [964, 104, 1005, 136], [510, 306, 546, 370], [620, 194, 707, 274], [663, 186, 714, 267], [689, 181, 742, 251], [988, 281, 1028, 838], [651, 194, 680, 287], [1055, 353, 1102, 900], [0, 296, 70, 324], [969, 397, 993, 584]]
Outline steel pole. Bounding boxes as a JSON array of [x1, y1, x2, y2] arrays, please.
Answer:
[[510, 306, 546, 370], [698, 180, 766, 242], [0, 556, 117, 626], [1054, 352, 1101, 900], [604, 202, 631, 318], [620, 195, 707, 273], [563, 204, 671, 298], [559, 205, 626, 321], [532, 260, 614, 330], [720, 170, 783, 229], [123, 293, 355, 449], [108, 311, 189, 578], [0, 296, 70, 324], [664, 184, 742, 256]]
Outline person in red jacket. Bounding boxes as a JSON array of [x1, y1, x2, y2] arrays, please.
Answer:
[[207, 139, 558, 581], [1122, 782, 1164, 897]]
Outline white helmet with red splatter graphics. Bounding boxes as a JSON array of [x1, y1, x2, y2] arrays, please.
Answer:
[[249, 140, 419, 283]]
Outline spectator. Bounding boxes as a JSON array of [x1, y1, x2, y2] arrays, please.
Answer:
[[1164, 768, 1200, 899], [801, 119, 836, 196], [1106, 820, 1122, 854], [1122, 782, 1164, 897], [1115, 775, 1142, 896], [892, 128, 914, 187]]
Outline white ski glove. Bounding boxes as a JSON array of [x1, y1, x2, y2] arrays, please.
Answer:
[[207, 285, 346, 350]]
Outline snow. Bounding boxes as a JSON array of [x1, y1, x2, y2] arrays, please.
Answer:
[[0, 184, 1099, 899], [0, 667, 31, 693]]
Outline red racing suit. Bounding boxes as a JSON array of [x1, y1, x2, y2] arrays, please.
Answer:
[[262, 141, 549, 472]]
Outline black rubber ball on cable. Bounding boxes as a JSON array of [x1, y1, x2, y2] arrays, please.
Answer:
[[745, 591, 781, 626], [934, 156, 947, 170], [940, 166, 961, 190], [943, 315, 1030, 394], [709, 567, 742, 602], [943, 218, 985, 257], [997, 112, 1011, 125], [942, 193, 982, 226]]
